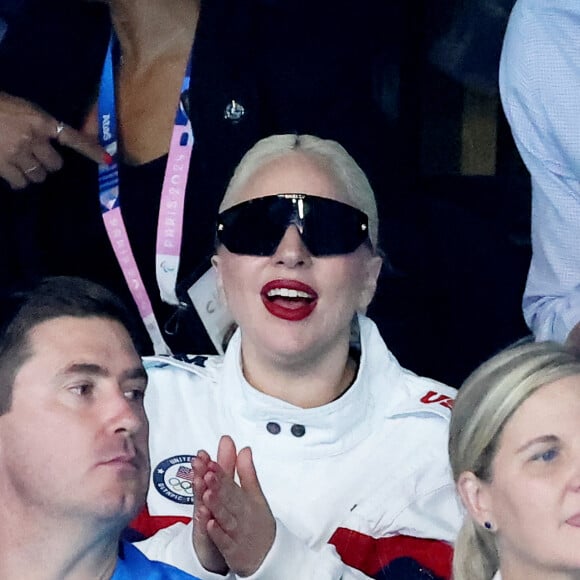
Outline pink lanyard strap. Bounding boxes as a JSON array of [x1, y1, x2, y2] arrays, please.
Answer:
[[98, 36, 194, 354]]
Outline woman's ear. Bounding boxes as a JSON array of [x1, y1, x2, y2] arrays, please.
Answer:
[[357, 255, 383, 313], [211, 254, 227, 306], [457, 471, 496, 530]]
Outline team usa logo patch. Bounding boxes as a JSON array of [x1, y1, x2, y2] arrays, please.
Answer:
[[153, 455, 196, 504], [420, 390, 454, 410]]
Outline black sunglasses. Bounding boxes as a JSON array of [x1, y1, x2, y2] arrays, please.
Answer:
[[216, 193, 370, 257]]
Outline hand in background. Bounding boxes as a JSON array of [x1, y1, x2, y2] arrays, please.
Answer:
[[0, 92, 108, 189]]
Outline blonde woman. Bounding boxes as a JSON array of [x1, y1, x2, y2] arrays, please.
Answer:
[[135, 134, 462, 579], [450, 341, 580, 580]]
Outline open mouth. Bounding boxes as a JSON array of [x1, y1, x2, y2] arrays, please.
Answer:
[[261, 280, 318, 321]]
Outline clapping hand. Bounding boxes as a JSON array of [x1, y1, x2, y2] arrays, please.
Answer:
[[192, 435, 276, 577]]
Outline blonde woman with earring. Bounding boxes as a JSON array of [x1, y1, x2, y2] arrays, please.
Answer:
[[450, 340, 580, 580]]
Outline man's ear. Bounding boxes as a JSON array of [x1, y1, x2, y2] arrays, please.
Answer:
[[457, 471, 496, 530], [357, 255, 382, 313], [211, 254, 227, 307]]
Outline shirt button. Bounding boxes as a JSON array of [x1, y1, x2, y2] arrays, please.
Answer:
[[291, 424, 306, 437], [224, 99, 245, 122], [266, 422, 281, 435]]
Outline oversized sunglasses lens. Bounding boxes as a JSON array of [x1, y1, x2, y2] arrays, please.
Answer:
[[216, 195, 369, 256]]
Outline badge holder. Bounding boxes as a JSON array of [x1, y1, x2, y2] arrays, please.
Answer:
[[175, 258, 235, 355]]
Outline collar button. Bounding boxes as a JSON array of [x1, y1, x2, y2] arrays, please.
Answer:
[[291, 424, 306, 438]]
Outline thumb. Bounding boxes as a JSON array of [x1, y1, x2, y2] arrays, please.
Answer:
[[236, 447, 266, 502], [56, 123, 111, 165]]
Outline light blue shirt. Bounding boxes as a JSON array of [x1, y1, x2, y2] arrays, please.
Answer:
[[113, 542, 200, 579], [499, 0, 580, 342]]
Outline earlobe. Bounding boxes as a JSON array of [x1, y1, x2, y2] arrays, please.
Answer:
[[457, 471, 495, 530]]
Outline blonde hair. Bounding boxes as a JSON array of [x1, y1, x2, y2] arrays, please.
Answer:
[[220, 134, 380, 251], [449, 341, 580, 580]]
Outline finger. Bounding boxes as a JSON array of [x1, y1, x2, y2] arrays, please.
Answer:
[[193, 503, 212, 533], [17, 153, 39, 172], [56, 124, 110, 165], [31, 140, 63, 173], [193, 454, 212, 500], [193, 470, 210, 508], [207, 518, 270, 578], [217, 435, 237, 478], [192, 451, 211, 476], [18, 155, 47, 185], [0, 163, 28, 190], [205, 458, 225, 477], [207, 518, 236, 553], [23, 166, 48, 184], [193, 473, 207, 497], [27, 112, 59, 140], [20, 159, 48, 184], [203, 478, 239, 534], [196, 449, 211, 463], [236, 447, 265, 500], [202, 470, 244, 530], [193, 505, 229, 575]]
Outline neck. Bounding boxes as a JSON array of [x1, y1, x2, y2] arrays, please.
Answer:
[[240, 335, 357, 409], [110, 0, 200, 68], [0, 500, 120, 580]]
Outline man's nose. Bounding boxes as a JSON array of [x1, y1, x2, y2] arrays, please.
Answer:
[[104, 387, 145, 436]]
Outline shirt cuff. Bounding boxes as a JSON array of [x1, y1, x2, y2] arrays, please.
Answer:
[[239, 519, 367, 580]]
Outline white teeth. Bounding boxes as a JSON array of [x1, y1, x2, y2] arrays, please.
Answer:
[[267, 288, 312, 299]]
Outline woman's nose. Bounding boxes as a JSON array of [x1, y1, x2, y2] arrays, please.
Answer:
[[568, 459, 580, 492], [271, 226, 312, 268]]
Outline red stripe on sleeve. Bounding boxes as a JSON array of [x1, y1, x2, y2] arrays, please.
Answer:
[[329, 528, 453, 579], [130, 510, 452, 579]]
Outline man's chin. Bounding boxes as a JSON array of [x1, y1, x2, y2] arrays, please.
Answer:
[[88, 486, 147, 527]]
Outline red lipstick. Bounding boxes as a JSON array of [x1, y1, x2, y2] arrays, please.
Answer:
[[261, 279, 318, 322]]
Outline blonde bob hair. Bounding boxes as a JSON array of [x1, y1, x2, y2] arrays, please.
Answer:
[[449, 340, 580, 580], [219, 134, 380, 252]]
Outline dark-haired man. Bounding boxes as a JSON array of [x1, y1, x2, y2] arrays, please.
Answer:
[[0, 276, 199, 579]]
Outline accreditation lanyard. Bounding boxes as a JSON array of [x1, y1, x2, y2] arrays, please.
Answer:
[[98, 37, 195, 355]]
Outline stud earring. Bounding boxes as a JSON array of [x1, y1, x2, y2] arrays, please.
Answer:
[[484, 521, 493, 530]]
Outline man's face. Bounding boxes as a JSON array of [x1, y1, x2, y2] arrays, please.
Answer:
[[0, 316, 149, 527]]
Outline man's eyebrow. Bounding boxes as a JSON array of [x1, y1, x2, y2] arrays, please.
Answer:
[[125, 366, 148, 382], [60, 363, 147, 382], [516, 434, 560, 454]]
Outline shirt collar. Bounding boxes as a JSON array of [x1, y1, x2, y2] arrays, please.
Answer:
[[219, 315, 399, 459]]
